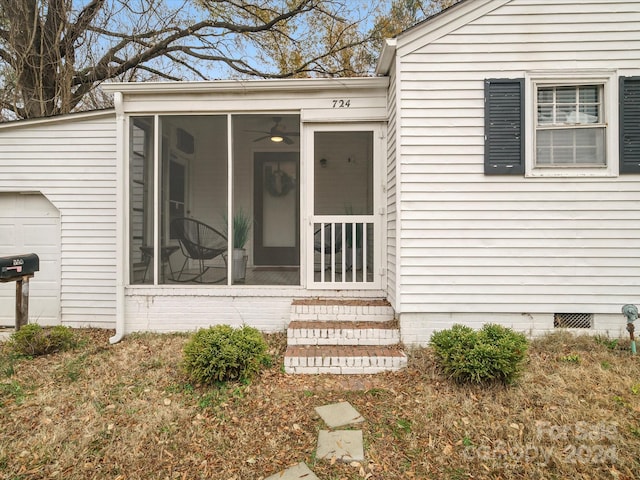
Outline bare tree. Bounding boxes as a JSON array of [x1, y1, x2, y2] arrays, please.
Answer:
[[256, 0, 462, 80], [373, 0, 461, 43], [250, 1, 377, 78], [0, 0, 378, 120]]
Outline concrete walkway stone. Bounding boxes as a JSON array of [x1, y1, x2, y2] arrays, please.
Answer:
[[264, 462, 319, 480], [316, 430, 365, 462], [314, 401, 364, 428]]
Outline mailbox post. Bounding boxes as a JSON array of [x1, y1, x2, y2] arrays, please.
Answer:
[[0, 254, 39, 330]]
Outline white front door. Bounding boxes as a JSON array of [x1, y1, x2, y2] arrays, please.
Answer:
[[305, 123, 384, 289]]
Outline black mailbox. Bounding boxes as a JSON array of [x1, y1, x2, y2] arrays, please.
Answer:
[[0, 253, 39, 280]]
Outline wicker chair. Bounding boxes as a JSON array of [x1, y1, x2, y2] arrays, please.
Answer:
[[170, 217, 227, 282]]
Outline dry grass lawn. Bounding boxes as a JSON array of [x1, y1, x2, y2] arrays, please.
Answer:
[[1, 329, 639, 479]]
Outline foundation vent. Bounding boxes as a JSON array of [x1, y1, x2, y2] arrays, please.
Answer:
[[554, 313, 593, 329]]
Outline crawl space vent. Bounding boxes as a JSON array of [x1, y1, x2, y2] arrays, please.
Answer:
[[554, 313, 593, 329]]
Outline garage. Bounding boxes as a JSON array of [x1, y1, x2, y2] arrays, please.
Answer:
[[0, 193, 60, 326]]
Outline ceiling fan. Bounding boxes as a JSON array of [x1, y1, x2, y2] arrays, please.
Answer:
[[248, 117, 299, 145]]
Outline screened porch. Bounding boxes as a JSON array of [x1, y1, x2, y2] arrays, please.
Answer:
[[128, 113, 379, 289]]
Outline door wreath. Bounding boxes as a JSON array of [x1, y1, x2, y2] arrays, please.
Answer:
[[265, 164, 294, 197]]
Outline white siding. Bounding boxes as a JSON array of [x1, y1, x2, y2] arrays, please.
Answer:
[[394, 0, 640, 340], [0, 112, 117, 327], [386, 63, 399, 310], [119, 84, 388, 122]]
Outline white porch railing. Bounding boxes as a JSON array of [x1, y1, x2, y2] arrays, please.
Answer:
[[312, 215, 377, 287]]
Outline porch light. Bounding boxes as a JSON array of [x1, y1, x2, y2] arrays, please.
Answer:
[[270, 135, 284, 143]]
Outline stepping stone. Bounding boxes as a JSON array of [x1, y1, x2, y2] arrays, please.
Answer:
[[264, 462, 319, 480], [316, 430, 365, 462], [315, 401, 364, 428]]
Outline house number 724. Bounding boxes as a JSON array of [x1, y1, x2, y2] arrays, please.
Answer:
[[332, 99, 351, 108]]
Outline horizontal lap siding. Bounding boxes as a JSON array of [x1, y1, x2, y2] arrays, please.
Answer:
[[0, 114, 117, 326], [386, 64, 398, 309], [397, 0, 640, 316]]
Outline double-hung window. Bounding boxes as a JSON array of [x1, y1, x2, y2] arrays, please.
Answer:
[[484, 70, 640, 177], [484, 72, 639, 177], [527, 72, 616, 176], [535, 84, 605, 167]]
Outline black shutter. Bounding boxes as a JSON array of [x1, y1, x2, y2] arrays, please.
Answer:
[[484, 78, 524, 175], [620, 76, 640, 174]]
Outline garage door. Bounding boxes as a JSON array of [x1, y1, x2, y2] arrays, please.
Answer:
[[0, 193, 60, 326]]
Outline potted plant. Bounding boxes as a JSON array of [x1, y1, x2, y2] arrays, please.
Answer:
[[224, 208, 252, 282]]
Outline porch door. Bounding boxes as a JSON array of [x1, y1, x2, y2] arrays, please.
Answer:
[[305, 124, 383, 289], [253, 152, 300, 266]]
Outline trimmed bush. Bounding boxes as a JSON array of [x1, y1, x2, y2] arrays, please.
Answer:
[[430, 323, 528, 384], [9, 324, 77, 356], [183, 325, 270, 384]]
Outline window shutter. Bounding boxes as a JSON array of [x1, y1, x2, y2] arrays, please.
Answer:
[[620, 76, 640, 174], [484, 78, 524, 175]]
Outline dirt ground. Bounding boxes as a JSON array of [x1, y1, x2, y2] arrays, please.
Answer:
[[1, 328, 639, 479]]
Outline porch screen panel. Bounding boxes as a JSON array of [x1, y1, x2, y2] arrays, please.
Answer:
[[314, 131, 373, 216], [129, 117, 154, 285], [232, 114, 301, 286], [313, 131, 375, 284], [159, 115, 228, 285]]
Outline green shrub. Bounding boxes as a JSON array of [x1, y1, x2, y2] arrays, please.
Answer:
[[430, 323, 528, 384], [9, 324, 76, 356], [183, 325, 270, 384]]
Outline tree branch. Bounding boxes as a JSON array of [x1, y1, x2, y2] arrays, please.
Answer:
[[63, 0, 106, 55], [0, 0, 382, 119]]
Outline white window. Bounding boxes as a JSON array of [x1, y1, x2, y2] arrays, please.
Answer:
[[536, 85, 605, 166], [526, 72, 617, 177]]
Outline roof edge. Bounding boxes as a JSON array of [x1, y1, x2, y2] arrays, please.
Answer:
[[395, 0, 509, 55], [0, 108, 115, 130], [375, 38, 397, 76], [102, 77, 389, 95]]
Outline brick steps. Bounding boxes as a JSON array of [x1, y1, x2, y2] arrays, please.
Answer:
[[284, 345, 407, 375], [284, 298, 407, 374], [287, 320, 400, 346], [290, 298, 394, 322]]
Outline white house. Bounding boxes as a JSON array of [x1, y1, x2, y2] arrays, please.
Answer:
[[1, 0, 639, 369]]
